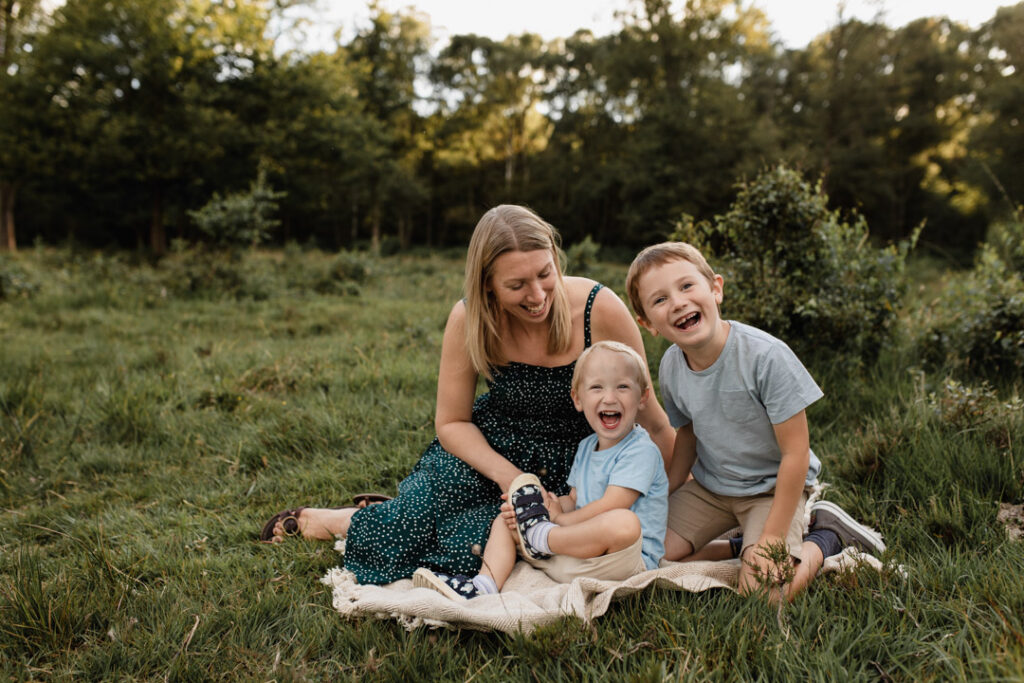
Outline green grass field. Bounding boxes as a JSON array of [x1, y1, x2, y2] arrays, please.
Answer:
[[2, 248, 1022, 680]]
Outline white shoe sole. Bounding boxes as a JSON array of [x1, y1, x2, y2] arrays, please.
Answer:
[[811, 500, 885, 554], [412, 568, 468, 601]]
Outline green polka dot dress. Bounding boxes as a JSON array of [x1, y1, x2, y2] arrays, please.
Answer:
[[344, 284, 604, 584]]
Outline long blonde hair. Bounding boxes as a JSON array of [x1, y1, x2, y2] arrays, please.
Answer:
[[464, 205, 571, 379]]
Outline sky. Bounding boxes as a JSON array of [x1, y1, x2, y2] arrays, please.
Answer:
[[317, 0, 1010, 47]]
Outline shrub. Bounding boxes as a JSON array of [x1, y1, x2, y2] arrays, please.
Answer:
[[188, 170, 285, 249], [565, 235, 601, 276], [671, 166, 917, 366], [918, 217, 1024, 378], [0, 256, 38, 300], [312, 251, 371, 295]]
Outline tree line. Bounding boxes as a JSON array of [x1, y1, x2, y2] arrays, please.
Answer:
[[1, 0, 1021, 257]]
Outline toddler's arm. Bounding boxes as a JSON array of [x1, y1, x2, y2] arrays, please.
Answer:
[[552, 485, 639, 527]]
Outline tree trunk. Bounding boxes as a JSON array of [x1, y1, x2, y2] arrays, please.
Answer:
[[370, 202, 381, 255], [150, 188, 166, 255], [350, 190, 359, 247], [0, 181, 16, 252]]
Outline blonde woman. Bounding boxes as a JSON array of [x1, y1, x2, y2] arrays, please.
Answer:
[[261, 205, 674, 584]]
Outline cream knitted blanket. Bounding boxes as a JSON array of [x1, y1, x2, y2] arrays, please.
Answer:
[[321, 545, 881, 634]]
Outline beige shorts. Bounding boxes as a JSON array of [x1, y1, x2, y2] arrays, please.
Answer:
[[667, 479, 809, 560], [521, 536, 647, 583]]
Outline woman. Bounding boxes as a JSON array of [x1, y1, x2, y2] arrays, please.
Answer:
[[261, 205, 675, 584]]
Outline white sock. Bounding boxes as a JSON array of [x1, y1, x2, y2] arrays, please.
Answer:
[[525, 520, 556, 554], [472, 574, 498, 595]]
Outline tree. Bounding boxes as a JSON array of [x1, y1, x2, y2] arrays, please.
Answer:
[[972, 3, 1024, 218], [25, 0, 275, 253], [344, 2, 431, 252], [0, 0, 42, 251]]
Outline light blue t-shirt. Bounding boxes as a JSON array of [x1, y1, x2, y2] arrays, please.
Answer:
[[659, 321, 823, 496], [568, 425, 668, 570]]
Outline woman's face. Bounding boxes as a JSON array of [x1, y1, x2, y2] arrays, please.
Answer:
[[487, 249, 558, 326]]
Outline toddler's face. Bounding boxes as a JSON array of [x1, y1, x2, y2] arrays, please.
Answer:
[[572, 348, 648, 450]]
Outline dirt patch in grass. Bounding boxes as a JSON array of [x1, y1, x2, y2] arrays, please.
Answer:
[[998, 503, 1024, 541]]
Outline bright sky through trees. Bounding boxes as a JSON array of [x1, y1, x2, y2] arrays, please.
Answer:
[[320, 0, 1008, 46]]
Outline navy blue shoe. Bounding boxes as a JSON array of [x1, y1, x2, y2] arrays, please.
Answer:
[[508, 473, 552, 560]]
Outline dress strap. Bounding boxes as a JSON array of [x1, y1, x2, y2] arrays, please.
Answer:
[[583, 283, 603, 348]]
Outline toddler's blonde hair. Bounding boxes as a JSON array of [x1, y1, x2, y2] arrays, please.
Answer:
[[571, 340, 650, 395]]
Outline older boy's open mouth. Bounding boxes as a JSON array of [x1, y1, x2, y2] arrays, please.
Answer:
[[599, 411, 621, 429], [676, 311, 701, 330]]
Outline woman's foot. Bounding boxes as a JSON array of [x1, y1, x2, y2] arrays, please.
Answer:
[[262, 506, 357, 543]]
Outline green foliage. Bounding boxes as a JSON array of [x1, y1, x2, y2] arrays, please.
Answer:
[[312, 251, 371, 295], [918, 217, 1024, 378], [926, 378, 1023, 431], [0, 256, 37, 300], [565, 235, 601, 276], [672, 166, 917, 365], [188, 171, 285, 249]]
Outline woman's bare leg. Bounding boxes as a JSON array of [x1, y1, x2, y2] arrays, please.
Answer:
[[271, 507, 357, 543]]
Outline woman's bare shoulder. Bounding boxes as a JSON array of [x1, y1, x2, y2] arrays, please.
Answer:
[[564, 276, 600, 304]]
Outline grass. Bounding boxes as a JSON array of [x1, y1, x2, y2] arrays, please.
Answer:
[[1, 247, 1022, 680]]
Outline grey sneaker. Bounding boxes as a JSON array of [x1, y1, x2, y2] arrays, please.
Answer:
[[810, 500, 886, 555]]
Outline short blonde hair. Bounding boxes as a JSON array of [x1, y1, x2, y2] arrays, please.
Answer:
[[625, 242, 716, 320], [571, 341, 650, 395], [464, 205, 571, 379]]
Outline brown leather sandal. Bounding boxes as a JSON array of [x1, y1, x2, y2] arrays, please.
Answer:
[[352, 493, 393, 507]]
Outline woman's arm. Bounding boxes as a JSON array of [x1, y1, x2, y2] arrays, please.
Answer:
[[588, 285, 676, 467], [434, 301, 523, 491]]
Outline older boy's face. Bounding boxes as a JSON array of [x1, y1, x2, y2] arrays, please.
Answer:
[[636, 259, 724, 351], [571, 349, 648, 451]]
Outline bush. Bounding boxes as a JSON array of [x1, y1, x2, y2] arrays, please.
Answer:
[[672, 166, 916, 365], [188, 170, 285, 249], [565, 235, 601, 276], [0, 256, 38, 300], [312, 251, 371, 295], [918, 217, 1024, 378]]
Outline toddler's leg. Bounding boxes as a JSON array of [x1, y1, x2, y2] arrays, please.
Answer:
[[547, 508, 641, 559], [478, 515, 517, 591]]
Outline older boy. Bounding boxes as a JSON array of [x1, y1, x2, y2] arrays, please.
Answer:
[[413, 341, 668, 600], [625, 242, 882, 600]]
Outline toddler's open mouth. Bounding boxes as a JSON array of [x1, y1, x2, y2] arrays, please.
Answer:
[[599, 411, 621, 429]]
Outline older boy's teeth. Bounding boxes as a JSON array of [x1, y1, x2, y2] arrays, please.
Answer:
[[678, 312, 700, 330]]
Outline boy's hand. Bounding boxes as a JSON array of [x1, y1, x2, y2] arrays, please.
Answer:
[[745, 535, 793, 592]]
